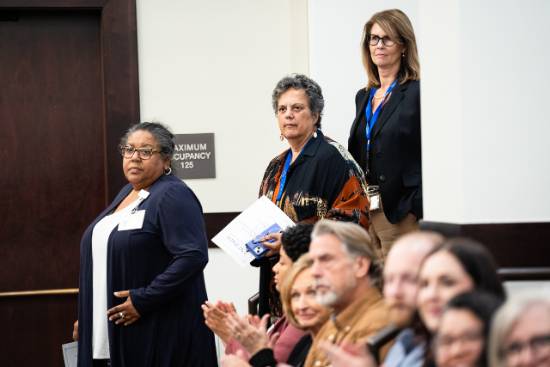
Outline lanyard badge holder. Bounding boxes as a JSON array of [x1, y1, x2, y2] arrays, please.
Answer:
[[367, 185, 381, 211], [364, 80, 397, 212]]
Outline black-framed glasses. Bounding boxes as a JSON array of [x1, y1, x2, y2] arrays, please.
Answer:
[[433, 330, 483, 351], [501, 333, 550, 359], [119, 145, 160, 160], [368, 34, 397, 47]]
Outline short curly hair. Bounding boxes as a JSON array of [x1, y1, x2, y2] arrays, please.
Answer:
[[281, 223, 313, 262], [271, 74, 325, 128]]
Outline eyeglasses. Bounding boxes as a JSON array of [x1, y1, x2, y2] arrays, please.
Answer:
[[368, 34, 398, 47], [434, 331, 483, 350], [119, 145, 160, 160], [501, 333, 550, 360]]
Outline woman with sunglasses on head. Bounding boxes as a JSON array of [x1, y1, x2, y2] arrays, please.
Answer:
[[348, 9, 421, 261], [74, 122, 216, 367]]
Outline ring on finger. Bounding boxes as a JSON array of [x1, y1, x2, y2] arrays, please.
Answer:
[[119, 312, 125, 319]]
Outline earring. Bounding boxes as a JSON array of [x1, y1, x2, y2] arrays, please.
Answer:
[[402, 52, 405, 57], [164, 167, 172, 175], [280, 134, 284, 141], [313, 130, 318, 138]]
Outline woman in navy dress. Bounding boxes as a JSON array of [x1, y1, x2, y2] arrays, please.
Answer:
[[76, 122, 217, 367]]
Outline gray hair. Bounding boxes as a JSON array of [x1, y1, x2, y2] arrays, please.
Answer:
[[120, 122, 175, 160], [311, 219, 382, 289], [271, 74, 325, 128], [489, 294, 550, 367]]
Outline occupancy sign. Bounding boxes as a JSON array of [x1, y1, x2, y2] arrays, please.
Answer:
[[173, 133, 216, 179]]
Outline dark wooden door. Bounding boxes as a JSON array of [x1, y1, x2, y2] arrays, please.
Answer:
[[0, 1, 139, 366]]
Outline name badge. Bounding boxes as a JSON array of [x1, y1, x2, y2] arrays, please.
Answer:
[[118, 210, 145, 231], [369, 194, 381, 211]]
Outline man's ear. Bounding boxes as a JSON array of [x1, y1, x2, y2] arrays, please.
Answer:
[[354, 256, 371, 278]]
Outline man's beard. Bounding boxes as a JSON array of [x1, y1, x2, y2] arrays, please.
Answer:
[[388, 302, 415, 327], [316, 289, 340, 307], [314, 277, 356, 308]]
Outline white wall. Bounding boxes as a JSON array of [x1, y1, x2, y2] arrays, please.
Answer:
[[420, 0, 550, 223], [136, 0, 309, 214]]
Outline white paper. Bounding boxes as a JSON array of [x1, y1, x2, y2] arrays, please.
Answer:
[[212, 196, 295, 267], [62, 341, 78, 367]]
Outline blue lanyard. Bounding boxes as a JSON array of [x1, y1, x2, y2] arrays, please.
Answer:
[[275, 132, 317, 203], [364, 79, 398, 152], [275, 151, 293, 203]]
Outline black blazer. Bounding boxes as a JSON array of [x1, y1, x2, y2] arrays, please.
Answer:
[[348, 80, 422, 223]]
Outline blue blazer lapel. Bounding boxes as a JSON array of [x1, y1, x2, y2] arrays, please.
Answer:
[[371, 83, 406, 140]]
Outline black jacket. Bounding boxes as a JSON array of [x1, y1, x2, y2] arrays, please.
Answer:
[[348, 80, 422, 223], [77, 175, 217, 367]]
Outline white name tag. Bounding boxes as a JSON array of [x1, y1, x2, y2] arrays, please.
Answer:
[[369, 194, 380, 211], [118, 210, 146, 231]]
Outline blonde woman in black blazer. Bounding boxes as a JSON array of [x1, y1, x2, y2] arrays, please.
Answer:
[[348, 9, 422, 260]]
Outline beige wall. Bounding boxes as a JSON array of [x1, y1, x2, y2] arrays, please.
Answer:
[[136, 0, 309, 213]]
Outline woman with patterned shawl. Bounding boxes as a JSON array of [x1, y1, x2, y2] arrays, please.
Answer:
[[254, 74, 370, 317]]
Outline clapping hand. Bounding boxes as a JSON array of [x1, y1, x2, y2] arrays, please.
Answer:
[[225, 313, 274, 355], [202, 300, 237, 344]]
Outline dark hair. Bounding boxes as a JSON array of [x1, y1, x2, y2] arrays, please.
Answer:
[[419, 238, 505, 367], [428, 237, 506, 300], [120, 122, 175, 160], [438, 291, 504, 367], [271, 74, 324, 128], [281, 223, 313, 262]]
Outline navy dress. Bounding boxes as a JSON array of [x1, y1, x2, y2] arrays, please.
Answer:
[[77, 174, 217, 367]]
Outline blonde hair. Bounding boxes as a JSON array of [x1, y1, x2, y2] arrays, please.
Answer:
[[361, 9, 420, 88], [280, 255, 314, 328], [489, 294, 550, 367]]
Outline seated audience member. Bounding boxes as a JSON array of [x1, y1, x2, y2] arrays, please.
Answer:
[[203, 224, 313, 363], [320, 231, 444, 367], [304, 219, 391, 367], [434, 291, 504, 367], [489, 295, 550, 367], [319, 236, 506, 367], [222, 255, 330, 367], [417, 237, 506, 367]]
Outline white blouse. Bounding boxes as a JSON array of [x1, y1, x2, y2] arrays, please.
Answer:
[[91, 201, 136, 359]]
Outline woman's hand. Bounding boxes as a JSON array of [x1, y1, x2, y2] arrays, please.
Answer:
[[72, 320, 78, 341], [262, 232, 282, 257], [318, 341, 376, 367], [107, 290, 141, 326], [225, 313, 271, 355], [202, 300, 237, 344]]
